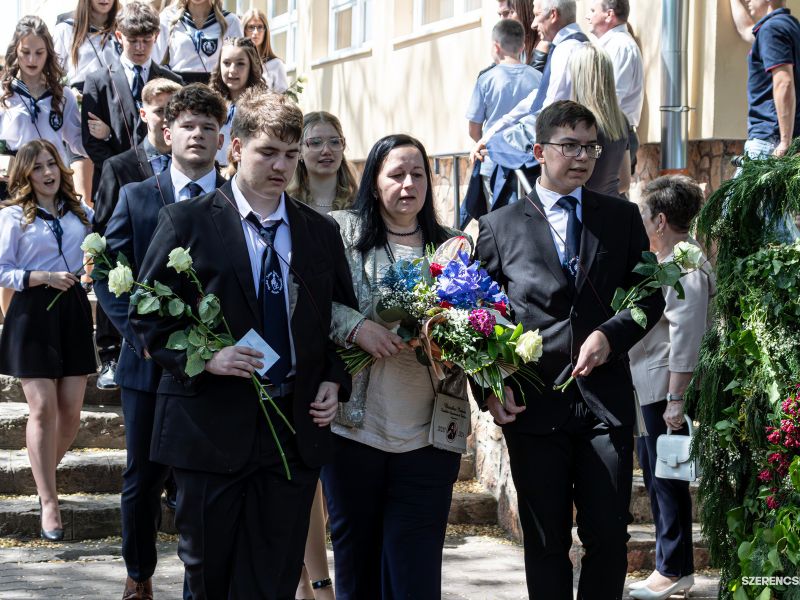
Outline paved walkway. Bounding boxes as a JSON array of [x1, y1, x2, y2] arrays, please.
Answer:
[[0, 532, 719, 599]]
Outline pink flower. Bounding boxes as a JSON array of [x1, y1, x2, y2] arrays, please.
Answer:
[[758, 469, 772, 483], [468, 309, 497, 337], [767, 428, 782, 444], [766, 495, 780, 510], [768, 452, 783, 464], [429, 263, 444, 278]]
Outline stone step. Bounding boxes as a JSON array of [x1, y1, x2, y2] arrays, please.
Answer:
[[449, 480, 498, 525], [1, 374, 121, 406], [0, 403, 125, 450], [0, 493, 176, 541], [575, 524, 709, 573], [629, 475, 700, 524], [458, 453, 475, 481], [0, 449, 126, 495]]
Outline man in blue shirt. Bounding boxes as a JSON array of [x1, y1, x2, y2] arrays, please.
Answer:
[[731, 0, 800, 157]]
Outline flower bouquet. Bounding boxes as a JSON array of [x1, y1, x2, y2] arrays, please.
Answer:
[[106, 247, 296, 480], [339, 237, 542, 404]]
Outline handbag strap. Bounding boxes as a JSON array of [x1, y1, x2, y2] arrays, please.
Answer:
[[665, 414, 694, 436]]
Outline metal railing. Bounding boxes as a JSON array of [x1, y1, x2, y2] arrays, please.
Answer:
[[429, 151, 470, 229]]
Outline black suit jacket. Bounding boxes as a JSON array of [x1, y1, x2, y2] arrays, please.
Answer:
[[81, 61, 182, 193], [475, 188, 665, 433], [129, 181, 358, 472], [92, 142, 156, 234], [94, 168, 225, 393]]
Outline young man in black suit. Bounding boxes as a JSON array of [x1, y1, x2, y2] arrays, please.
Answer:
[[92, 78, 181, 235], [82, 1, 182, 195], [130, 89, 358, 599], [475, 100, 665, 599], [94, 83, 228, 600]]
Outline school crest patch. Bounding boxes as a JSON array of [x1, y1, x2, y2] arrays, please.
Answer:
[[200, 38, 218, 57], [49, 111, 63, 131]]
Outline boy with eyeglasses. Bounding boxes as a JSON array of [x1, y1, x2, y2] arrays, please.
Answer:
[[474, 100, 665, 599]]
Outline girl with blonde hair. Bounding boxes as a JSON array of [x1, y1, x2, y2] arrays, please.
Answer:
[[0, 139, 97, 542], [240, 7, 287, 93], [569, 42, 631, 197], [152, 0, 242, 84]]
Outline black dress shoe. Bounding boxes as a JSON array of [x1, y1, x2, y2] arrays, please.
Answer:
[[164, 470, 178, 510], [40, 527, 65, 542]]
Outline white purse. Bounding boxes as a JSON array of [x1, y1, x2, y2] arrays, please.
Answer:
[[654, 415, 699, 482]]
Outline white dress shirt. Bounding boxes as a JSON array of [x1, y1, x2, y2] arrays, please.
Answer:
[[0, 203, 94, 291], [263, 58, 288, 94], [597, 24, 644, 127], [230, 175, 296, 373], [535, 179, 583, 266], [120, 55, 152, 91], [170, 164, 218, 202], [481, 23, 587, 141]]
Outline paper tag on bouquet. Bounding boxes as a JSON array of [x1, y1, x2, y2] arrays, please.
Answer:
[[428, 392, 471, 454], [236, 328, 279, 377]]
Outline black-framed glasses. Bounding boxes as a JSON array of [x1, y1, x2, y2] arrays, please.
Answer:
[[541, 142, 603, 159], [304, 137, 345, 151], [245, 24, 266, 33]]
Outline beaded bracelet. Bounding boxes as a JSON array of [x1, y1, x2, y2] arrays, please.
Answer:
[[347, 317, 367, 346]]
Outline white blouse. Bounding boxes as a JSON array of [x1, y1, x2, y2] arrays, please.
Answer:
[[263, 58, 288, 94], [0, 203, 94, 291], [53, 21, 121, 87], [153, 7, 243, 74], [0, 85, 86, 165]]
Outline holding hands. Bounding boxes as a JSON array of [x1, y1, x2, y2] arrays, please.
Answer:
[[355, 319, 408, 358]]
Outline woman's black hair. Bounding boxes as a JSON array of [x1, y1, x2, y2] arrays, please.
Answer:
[[354, 134, 449, 253]]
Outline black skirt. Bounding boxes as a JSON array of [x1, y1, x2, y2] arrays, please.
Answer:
[[0, 285, 98, 378]]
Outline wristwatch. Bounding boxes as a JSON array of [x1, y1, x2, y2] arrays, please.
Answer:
[[666, 393, 684, 402]]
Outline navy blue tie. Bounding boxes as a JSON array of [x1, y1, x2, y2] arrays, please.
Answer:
[[132, 64, 145, 106], [556, 195, 582, 280], [246, 214, 291, 384]]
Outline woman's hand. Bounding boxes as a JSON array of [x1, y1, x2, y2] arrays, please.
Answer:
[[32, 271, 79, 291], [87, 112, 111, 140], [355, 319, 407, 359], [663, 400, 685, 431]]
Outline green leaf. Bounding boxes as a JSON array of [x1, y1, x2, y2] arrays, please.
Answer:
[[198, 346, 214, 360], [154, 281, 173, 297], [167, 298, 185, 317], [115, 251, 130, 267], [198, 294, 221, 324], [642, 251, 658, 264], [633, 262, 658, 277], [376, 305, 411, 323], [137, 295, 161, 315], [187, 328, 205, 347], [509, 322, 523, 342], [184, 352, 205, 377], [166, 330, 189, 350], [737, 540, 752, 561], [673, 279, 685, 300], [631, 306, 647, 329], [723, 379, 740, 392], [732, 587, 749, 600], [611, 287, 627, 311], [757, 588, 772, 600]]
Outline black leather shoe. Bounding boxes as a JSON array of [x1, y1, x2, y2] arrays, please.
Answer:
[[40, 527, 64, 542], [97, 360, 119, 390], [164, 471, 178, 511]]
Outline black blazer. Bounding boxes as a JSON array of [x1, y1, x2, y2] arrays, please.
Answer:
[[475, 188, 665, 433], [94, 168, 225, 394], [129, 181, 358, 472], [92, 142, 156, 234], [81, 61, 182, 190]]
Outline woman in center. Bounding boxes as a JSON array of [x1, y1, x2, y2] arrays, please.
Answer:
[[324, 134, 469, 600]]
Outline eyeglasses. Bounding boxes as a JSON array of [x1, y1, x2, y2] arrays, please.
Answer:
[[541, 142, 603, 159], [304, 137, 345, 151], [245, 24, 266, 33]]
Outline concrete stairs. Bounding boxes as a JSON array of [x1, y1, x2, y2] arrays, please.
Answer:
[[0, 388, 709, 573]]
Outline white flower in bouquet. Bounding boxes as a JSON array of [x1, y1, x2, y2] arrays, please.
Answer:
[[673, 241, 703, 270], [108, 262, 134, 297], [167, 247, 193, 273], [515, 329, 543, 363], [80, 232, 107, 257]]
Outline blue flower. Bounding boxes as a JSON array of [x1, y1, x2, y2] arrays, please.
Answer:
[[436, 251, 508, 308], [380, 259, 421, 292]]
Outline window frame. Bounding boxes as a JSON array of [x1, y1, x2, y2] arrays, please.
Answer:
[[328, 0, 373, 57], [268, 0, 299, 69], [411, 0, 480, 31]]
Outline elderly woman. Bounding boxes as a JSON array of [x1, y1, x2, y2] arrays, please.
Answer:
[[628, 175, 715, 600], [324, 134, 468, 600]]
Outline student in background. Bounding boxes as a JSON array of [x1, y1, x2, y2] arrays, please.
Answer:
[[240, 8, 288, 93], [209, 37, 266, 170], [153, 0, 243, 84]]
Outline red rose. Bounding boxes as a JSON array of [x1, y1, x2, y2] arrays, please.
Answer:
[[493, 301, 508, 316], [766, 495, 780, 510], [440, 301, 453, 309], [429, 263, 444, 277], [758, 469, 772, 483]]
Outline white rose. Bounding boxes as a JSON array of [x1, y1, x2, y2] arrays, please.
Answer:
[[81, 232, 107, 257], [108, 263, 134, 297], [167, 247, 193, 273], [515, 329, 543, 363], [673, 241, 703, 270]]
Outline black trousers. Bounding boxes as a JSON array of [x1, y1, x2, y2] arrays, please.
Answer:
[[95, 302, 122, 364], [321, 436, 461, 600], [636, 400, 694, 578], [173, 398, 319, 600], [504, 400, 633, 600]]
